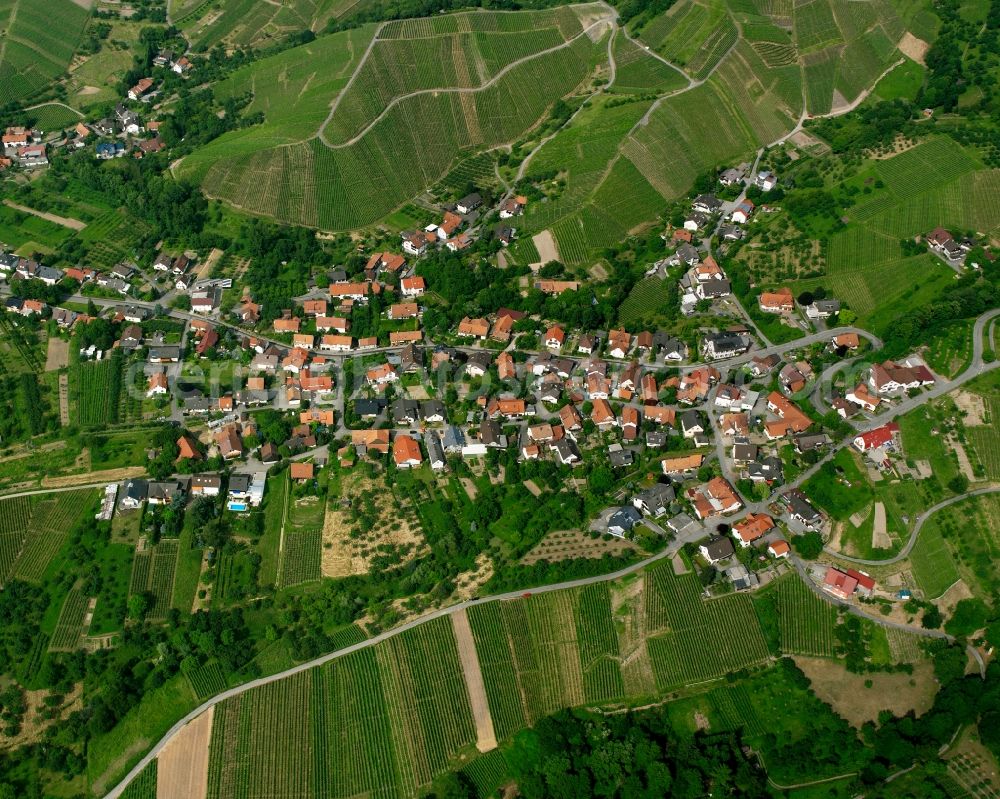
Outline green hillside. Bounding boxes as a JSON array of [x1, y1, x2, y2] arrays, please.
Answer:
[[0, 0, 92, 106], [181, 0, 929, 241], [180, 5, 611, 229]]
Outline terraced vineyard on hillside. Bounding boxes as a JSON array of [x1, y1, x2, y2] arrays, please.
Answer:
[[182, 4, 612, 230], [183, 0, 927, 245], [0, 0, 92, 106]]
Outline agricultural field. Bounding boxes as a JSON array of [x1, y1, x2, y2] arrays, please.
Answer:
[[113, 559, 894, 798], [634, 0, 738, 80], [610, 33, 688, 94], [129, 539, 180, 621], [0, 0, 91, 106], [180, 0, 357, 52], [23, 102, 83, 132], [908, 493, 1000, 601], [70, 353, 125, 428], [186, 660, 228, 700], [643, 565, 770, 689], [966, 397, 1000, 480], [204, 616, 475, 799], [49, 585, 92, 652], [180, 6, 610, 229], [767, 573, 838, 656], [5, 490, 93, 583]]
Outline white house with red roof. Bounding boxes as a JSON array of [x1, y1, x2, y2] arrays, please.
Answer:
[[853, 421, 900, 453]]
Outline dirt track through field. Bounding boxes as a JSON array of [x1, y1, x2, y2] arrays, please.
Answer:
[[156, 706, 213, 799], [451, 609, 498, 752], [3, 200, 86, 230]]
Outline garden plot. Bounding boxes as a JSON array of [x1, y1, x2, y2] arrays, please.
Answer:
[[521, 528, 637, 564]]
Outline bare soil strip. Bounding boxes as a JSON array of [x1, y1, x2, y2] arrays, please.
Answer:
[[3, 200, 86, 230], [45, 336, 69, 371], [42, 466, 145, 489], [451, 609, 498, 752], [531, 230, 560, 267], [156, 706, 213, 799], [58, 373, 70, 426], [898, 32, 929, 64]]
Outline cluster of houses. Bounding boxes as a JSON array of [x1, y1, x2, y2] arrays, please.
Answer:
[[1, 126, 47, 169], [118, 467, 268, 516], [400, 191, 527, 256], [758, 286, 842, 322]]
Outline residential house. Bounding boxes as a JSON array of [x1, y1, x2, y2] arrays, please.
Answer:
[[190, 474, 222, 496], [551, 438, 581, 466], [699, 536, 735, 564], [621, 406, 639, 441], [401, 230, 433, 256], [489, 314, 514, 343], [535, 280, 580, 295], [214, 425, 243, 460], [768, 540, 790, 558], [633, 483, 675, 517], [806, 299, 841, 319], [606, 328, 631, 359], [732, 513, 774, 547], [391, 399, 421, 425], [758, 287, 794, 313], [352, 429, 391, 455], [365, 252, 406, 276], [869, 360, 935, 395], [680, 410, 704, 438], [120, 478, 148, 509], [497, 351, 516, 380], [426, 433, 446, 470], [480, 419, 506, 448], [128, 77, 154, 100], [644, 405, 675, 426], [559, 403, 583, 432], [499, 195, 526, 218], [437, 211, 463, 241], [692, 194, 723, 214], [456, 193, 482, 214], [591, 398, 617, 429], [833, 332, 860, 350], [703, 331, 749, 359], [366, 363, 398, 388], [731, 199, 755, 224], [755, 171, 778, 191], [661, 453, 702, 476], [607, 506, 642, 538], [465, 351, 491, 378], [389, 302, 418, 320], [846, 383, 881, 412], [765, 392, 812, 439], [853, 421, 900, 453], [785, 489, 821, 526], [544, 325, 566, 350], [823, 567, 859, 600], [147, 480, 185, 505], [146, 371, 169, 397], [457, 317, 490, 339], [400, 276, 425, 297]]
